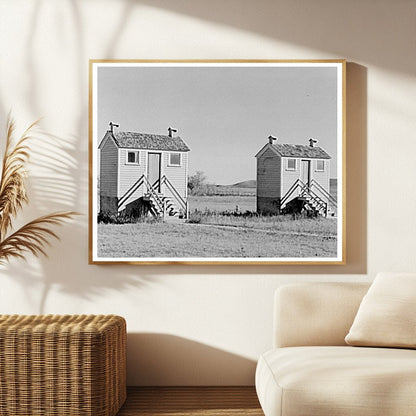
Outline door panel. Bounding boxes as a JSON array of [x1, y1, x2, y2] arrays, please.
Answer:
[[301, 160, 311, 186], [147, 153, 161, 192]]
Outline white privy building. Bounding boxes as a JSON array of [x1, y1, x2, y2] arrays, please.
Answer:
[[99, 123, 190, 218], [255, 136, 336, 216]]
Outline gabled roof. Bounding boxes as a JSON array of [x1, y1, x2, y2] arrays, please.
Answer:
[[103, 131, 190, 152], [255, 143, 331, 159]]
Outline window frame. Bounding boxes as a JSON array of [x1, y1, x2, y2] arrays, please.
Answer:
[[168, 152, 182, 167], [286, 158, 297, 171], [315, 160, 325, 172], [126, 150, 140, 165]]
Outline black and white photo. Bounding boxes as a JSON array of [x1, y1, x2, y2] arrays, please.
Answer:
[[89, 60, 345, 264]]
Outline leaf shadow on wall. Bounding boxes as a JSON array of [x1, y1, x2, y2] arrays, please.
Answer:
[[0, 127, 156, 314], [0, 1, 369, 310], [0, 0, 159, 314]]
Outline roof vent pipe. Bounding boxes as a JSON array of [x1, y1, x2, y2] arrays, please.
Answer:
[[109, 122, 119, 134], [309, 138, 318, 147], [268, 135, 277, 144], [168, 127, 177, 137]]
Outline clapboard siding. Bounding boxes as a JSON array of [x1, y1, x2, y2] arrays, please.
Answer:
[[162, 152, 188, 199], [118, 149, 147, 208], [281, 157, 300, 199], [280, 158, 331, 200], [100, 136, 118, 198], [312, 159, 330, 197], [257, 148, 281, 198], [117, 150, 188, 210]]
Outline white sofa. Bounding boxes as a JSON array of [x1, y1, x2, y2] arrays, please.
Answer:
[[255, 282, 416, 416]]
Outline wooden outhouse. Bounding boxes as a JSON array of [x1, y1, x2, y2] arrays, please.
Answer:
[[98, 124, 190, 218], [255, 136, 336, 216]]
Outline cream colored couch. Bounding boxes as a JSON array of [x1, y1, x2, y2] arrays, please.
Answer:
[[255, 282, 416, 416]]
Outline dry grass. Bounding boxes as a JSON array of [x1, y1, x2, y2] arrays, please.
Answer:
[[188, 212, 336, 237], [189, 195, 256, 212], [97, 189, 338, 259], [97, 220, 337, 258], [0, 117, 77, 263]]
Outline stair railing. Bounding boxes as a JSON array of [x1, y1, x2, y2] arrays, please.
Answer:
[[310, 180, 337, 208], [299, 184, 328, 216], [142, 175, 164, 213], [160, 175, 187, 213], [117, 174, 188, 218], [151, 178, 161, 193], [281, 179, 329, 216], [118, 174, 145, 209], [280, 179, 305, 208]]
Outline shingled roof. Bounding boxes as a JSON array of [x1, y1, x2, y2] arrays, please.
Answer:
[[112, 131, 190, 152], [271, 143, 331, 159]]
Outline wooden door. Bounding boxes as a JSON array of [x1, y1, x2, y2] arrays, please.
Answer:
[[147, 153, 161, 192], [301, 160, 311, 187]]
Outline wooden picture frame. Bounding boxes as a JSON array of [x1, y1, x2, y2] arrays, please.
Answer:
[[89, 60, 346, 265]]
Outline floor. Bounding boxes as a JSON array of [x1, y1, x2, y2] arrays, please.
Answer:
[[117, 386, 264, 416]]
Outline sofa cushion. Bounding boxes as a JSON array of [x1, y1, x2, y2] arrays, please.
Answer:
[[345, 272, 416, 348], [256, 346, 416, 416], [274, 283, 370, 348]]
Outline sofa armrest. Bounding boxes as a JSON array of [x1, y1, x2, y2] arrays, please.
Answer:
[[274, 282, 370, 348]]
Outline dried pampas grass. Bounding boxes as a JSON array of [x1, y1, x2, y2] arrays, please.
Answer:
[[0, 116, 77, 264]]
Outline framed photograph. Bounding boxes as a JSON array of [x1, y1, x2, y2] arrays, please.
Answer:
[[89, 60, 345, 265]]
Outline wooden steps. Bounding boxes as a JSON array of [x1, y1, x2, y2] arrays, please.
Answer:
[[145, 193, 181, 218], [280, 178, 337, 218]]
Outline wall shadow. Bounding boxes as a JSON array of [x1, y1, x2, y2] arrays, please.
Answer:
[[127, 333, 257, 386], [0, 123, 162, 313], [0, 119, 162, 313], [0, 1, 162, 312], [0, 2, 371, 302], [135, 0, 413, 76]]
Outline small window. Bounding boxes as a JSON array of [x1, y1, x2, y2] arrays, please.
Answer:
[[169, 152, 181, 166], [316, 160, 325, 171], [126, 151, 139, 164], [286, 158, 297, 170]]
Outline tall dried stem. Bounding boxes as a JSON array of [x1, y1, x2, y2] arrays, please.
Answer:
[[0, 116, 78, 264]]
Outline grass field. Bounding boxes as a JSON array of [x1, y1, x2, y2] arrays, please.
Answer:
[[97, 182, 339, 259], [98, 219, 336, 258], [97, 201, 337, 258], [189, 194, 256, 212], [190, 185, 256, 197], [187, 212, 336, 236], [189, 180, 337, 213]]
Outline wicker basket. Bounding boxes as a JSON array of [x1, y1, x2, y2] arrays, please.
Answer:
[[0, 314, 126, 416]]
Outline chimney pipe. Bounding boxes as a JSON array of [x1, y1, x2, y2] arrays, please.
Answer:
[[109, 122, 119, 134], [309, 138, 318, 147], [268, 135, 277, 144], [168, 127, 177, 138]]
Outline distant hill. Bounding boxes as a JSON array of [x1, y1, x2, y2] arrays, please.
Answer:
[[228, 180, 256, 188]]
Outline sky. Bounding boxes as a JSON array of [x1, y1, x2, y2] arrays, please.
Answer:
[[96, 63, 339, 184]]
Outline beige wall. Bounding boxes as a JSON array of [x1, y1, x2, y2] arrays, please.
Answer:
[[0, 0, 415, 385]]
